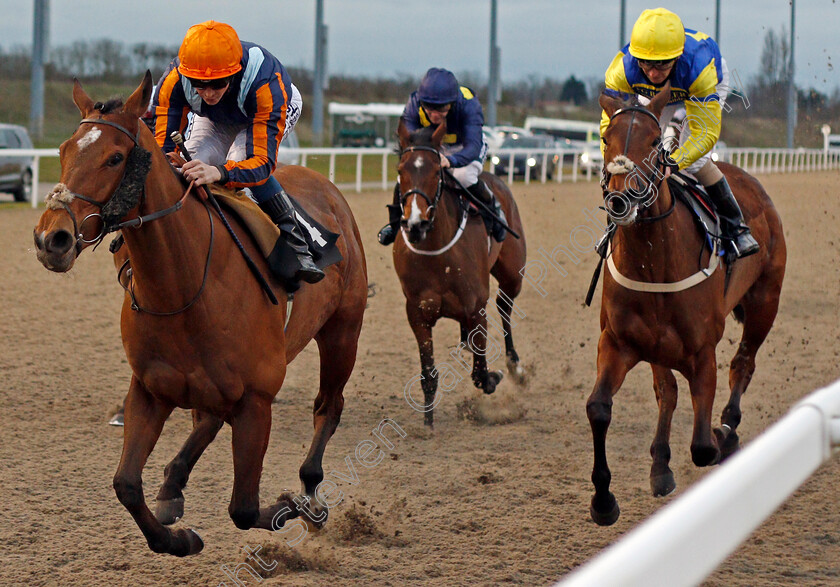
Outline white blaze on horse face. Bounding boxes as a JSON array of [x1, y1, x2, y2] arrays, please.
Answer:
[[76, 128, 102, 151], [408, 197, 423, 227], [414, 157, 424, 170]]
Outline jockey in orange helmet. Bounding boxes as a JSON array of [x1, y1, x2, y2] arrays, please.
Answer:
[[151, 20, 323, 284], [601, 8, 758, 259]]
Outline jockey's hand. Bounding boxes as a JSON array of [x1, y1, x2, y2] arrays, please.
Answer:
[[439, 154, 451, 169], [182, 160, 222, 185]]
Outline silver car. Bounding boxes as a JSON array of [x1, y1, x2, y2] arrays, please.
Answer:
[[0, 123, 34, 202]]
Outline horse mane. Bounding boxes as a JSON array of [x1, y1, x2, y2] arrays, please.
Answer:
[[93, 98, 125, 115], [406, 125, 438, 147]]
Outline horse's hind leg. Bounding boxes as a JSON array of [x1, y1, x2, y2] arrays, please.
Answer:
[[155, 410, 224, 525], [292, 312, 362, 528], [587, 333, 637, 526], [649, 365, 678, 497], [114, 376, 203, 556], [717, 277, 783, 460], [490, 282, 526, 384]]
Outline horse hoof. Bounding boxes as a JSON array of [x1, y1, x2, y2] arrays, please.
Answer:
[[691, 443, 720, 467], [300, 498, 329, 532], [590, 493, 620, 526], [650, 472, 676, 497], [717, 428, 740, 461], [108, 412, 124, 426], [506, 358, 527, 385], [155, 497, 185, 526], [173, 528, 204, 557], [484, 370, 504, 395]]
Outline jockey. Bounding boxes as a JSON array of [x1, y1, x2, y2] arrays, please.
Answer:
[[151, 20, 324, 284], [600, 7, 759, 259], [378, 67, 506, 245]]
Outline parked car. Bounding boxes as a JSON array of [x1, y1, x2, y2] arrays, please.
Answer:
[[579, 140, 604, 172], [0, 123, 34, 202], [491, 134, 559, 179], [483, 125, 529, 152]]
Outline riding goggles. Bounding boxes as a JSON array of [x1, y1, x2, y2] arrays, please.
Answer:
[[638, 59, 676, 71], [187, 76, 232, 90]]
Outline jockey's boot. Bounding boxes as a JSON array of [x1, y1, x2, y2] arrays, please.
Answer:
[[705, 176, 759, 259], [258, 188, 325, 284], [377, 183, 402, 245], [467, 179, 507, 242]]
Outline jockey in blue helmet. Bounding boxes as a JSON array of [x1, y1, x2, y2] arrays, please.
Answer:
[[378, 67, 506, 245]]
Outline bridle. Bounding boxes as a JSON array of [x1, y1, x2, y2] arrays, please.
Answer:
[[51, 114, 214, 315], [601, 106, 675, 223], [50, 116, 190, 253], [398, 145, 444, 229]]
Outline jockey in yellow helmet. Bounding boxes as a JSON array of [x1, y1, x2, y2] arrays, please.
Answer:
[[601, 7, 758, 259]]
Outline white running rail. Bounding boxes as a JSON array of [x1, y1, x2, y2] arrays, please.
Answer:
[[558, 377, 840, 587]]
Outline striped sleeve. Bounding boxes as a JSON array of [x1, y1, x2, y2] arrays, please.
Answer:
[[224, 70, 289, 188], [152, 65, 190, 152], [600, 52, 634, 155], [670, 59, 722, 169]]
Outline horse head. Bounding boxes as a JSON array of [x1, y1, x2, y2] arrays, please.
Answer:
[[598, 84, 671, 226], [34, 71, 154, 272], [396, 118, 447, 243]]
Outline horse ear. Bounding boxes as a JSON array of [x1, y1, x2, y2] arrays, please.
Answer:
[[125, 70, 154, 119], [648, 82, 671, 119], [72, 78, 95, 117], [397, 118, 411, 148], [599, 92, 623, 118], [431, 119, 447, 147]]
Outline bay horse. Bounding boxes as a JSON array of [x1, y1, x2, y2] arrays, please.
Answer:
[[33, 72, 368, 555], [393, 120, 527, 427], [588, 87, 786, 525]]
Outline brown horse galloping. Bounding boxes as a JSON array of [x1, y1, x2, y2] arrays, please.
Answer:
[[587, 87, 786, 525], [393, 120, 527, 427], [33, 73, 368, 555]]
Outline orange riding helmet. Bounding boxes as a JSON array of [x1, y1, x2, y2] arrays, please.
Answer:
[[178, 20, 243, 80]]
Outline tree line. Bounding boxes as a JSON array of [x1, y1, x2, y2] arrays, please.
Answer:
[[1, 31, 837, 122]]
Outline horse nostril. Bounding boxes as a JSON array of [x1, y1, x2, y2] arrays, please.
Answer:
[[419, 220, 431, 230], [45, 230, 74, 255]]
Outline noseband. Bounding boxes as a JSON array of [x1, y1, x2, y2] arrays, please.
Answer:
[[398, 145, 444, 226], [601, 106, 675, 222]]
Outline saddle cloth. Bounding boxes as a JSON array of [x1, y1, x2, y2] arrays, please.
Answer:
[[209, 186, 343, 286], [667, 171, 722, 254]]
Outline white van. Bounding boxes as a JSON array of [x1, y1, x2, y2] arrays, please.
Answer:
[[523, 116, 599, 149]]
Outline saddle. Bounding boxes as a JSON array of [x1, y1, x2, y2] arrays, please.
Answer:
[[667, 171, 722, 256], [208, 185, 343, 290]]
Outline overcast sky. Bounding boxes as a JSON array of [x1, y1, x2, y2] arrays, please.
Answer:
[[0, 0, 837, 94]]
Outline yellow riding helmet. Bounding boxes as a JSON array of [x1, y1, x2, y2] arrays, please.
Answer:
[[629, 8, 685, 61], [178, 21, 243, 80]]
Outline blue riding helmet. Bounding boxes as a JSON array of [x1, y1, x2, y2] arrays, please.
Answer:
[[417, 68, 459, 105]]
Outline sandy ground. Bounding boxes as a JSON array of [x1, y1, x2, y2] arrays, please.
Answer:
[[2, 171, 839, 586]]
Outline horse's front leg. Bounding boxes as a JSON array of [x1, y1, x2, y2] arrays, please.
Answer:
[[155, 410, 224, 525], [407, 300, 438, 427], [650, 365, 678, 497], [228, 392, 274, 531], [113, 376, 204, 556], [687, 346, 720, 467], [586, 332, 637, 526], [464, 309, 503, 395]]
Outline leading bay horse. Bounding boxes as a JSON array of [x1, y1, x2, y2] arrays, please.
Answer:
[[588, 87, 786, 525], [394, 120, 527, 427], [33, 72, 368, 555]]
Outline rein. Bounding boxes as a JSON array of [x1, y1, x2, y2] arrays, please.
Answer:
[[398, 145, 444, 225]]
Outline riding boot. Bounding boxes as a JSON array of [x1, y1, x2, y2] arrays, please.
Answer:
[[467, 179, 506, 242], [705, 176, 759, 259], [258, 188, 326, 284], [377, 183, 402, 245]]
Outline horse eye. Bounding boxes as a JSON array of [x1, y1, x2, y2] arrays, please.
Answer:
[[107, 153, 125, 167]]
